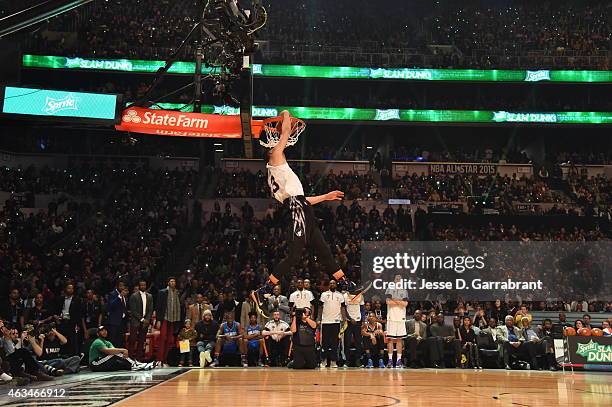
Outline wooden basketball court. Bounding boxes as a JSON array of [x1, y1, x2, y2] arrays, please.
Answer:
[[116, 368, 611, 407]]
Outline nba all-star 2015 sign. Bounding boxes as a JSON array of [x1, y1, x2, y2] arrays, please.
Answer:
[[115, 107, 263, 138]]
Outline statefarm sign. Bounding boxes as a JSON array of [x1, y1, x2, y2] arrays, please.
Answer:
[[115, 107, 262, 138]]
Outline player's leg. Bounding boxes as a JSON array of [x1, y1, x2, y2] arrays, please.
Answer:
[[251, 235, 305, 318], [308, 224, 369, 293]]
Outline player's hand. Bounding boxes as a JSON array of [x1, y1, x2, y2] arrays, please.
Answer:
[[325, 191, 344, 201]]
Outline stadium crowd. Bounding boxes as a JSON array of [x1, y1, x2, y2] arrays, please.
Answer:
[[0, 163, 609, 381], [214, 167, 611, 218], [182, 202, 612, 368], [23, 0, 610, 69], [0, 165, 195, 382]]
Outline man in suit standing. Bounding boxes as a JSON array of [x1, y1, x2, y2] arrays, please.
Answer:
[[405, 310, 428, 368], [54, 282, 85, 356], [188, 294, 210, 326], [155, 277, 182, 366], [106, 281, 128, 348], [267, 285, 290, 323], [128, 280, 154, 362]]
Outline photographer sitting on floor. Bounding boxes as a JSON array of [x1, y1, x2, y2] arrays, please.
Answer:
[[290, 307, 317, 369], [32, 325, 81, 374], [0, 320, 53, 382]]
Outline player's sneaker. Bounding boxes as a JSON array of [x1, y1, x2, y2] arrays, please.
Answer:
[[386, 360, 394, 369], [395, 360, 404, 369], [378, 359, 386, 368], [366, 359, 374, 368]]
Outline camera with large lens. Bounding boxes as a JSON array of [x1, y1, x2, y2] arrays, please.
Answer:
[[23, 324, 35, 336], [294, 308, 305, 319], [37, 322, 56, 336]]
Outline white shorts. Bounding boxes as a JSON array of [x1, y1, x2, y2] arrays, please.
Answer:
[[386, 320, 407, 339]]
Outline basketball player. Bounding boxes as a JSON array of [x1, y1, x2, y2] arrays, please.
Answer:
[[252, 110, 364, 312], [385, 274, 408, 368]]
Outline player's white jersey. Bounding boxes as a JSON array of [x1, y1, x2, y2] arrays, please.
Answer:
[[385, 288, 408, 322], [266, 162, 305, 203]]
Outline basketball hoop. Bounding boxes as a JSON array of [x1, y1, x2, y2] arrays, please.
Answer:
[[259, 116, 306, 148]]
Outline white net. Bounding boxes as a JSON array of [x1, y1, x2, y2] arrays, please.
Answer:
[[259, 117, 306, 148]]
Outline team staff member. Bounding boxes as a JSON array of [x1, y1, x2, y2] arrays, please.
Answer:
[[290, 307, 317, 369], [317, 280, 347, 368], [289, 279, 315, 310], [343, 289, 364, 366]]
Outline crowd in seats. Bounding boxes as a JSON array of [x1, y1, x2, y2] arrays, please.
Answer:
[[214, 165, 612, 217], [216, 169, 382, 200], [1, 177, 610, 378], [215, 169, 269, 199], [0, 166, 195, 381], [390, 147, 531, 164], [391, 174, 572, 205], [423, 1, 610, 69], [181, 205, 611, 369], [0, 166, 113, 197], [426, 223, 607, 243], [556, 152, 612, 166], [23, 0, 610, 69], [567, 174, 611, 209]]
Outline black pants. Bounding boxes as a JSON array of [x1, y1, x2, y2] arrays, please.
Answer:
[[265, 336, 290, 366], [463, 342, 481, 367], [90, 354, 132, 372], [343, 321, 363, 361], [321, 323, 340, 362], [107, 324, 125, 348], [363, 335, 385, 359], [58, 320, 80, 356], [6, 349, 42, 374], [275, 196, 339, 278], [293, 345, 317, 369], [432, 337, 462, 367], [406, 337, 429, 364], [503, 341, 539, 368]]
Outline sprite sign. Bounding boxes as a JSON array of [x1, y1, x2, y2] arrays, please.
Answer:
[[2, 87, 118, 120], [575, 340, 612, 363]]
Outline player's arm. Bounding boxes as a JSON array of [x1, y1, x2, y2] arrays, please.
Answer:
[[268, 110, 292, 165], [306, 190, 345, 205]]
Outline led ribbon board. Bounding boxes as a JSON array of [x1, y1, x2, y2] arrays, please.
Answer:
[[23, 55, 612, 83], [2, 86, 118, 121], [147, 104, 612, 125]]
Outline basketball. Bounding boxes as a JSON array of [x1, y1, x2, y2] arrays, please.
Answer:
[[564, 327, 577, 336], [578, 328, 592, 336], [591, 328, 604, 337]]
